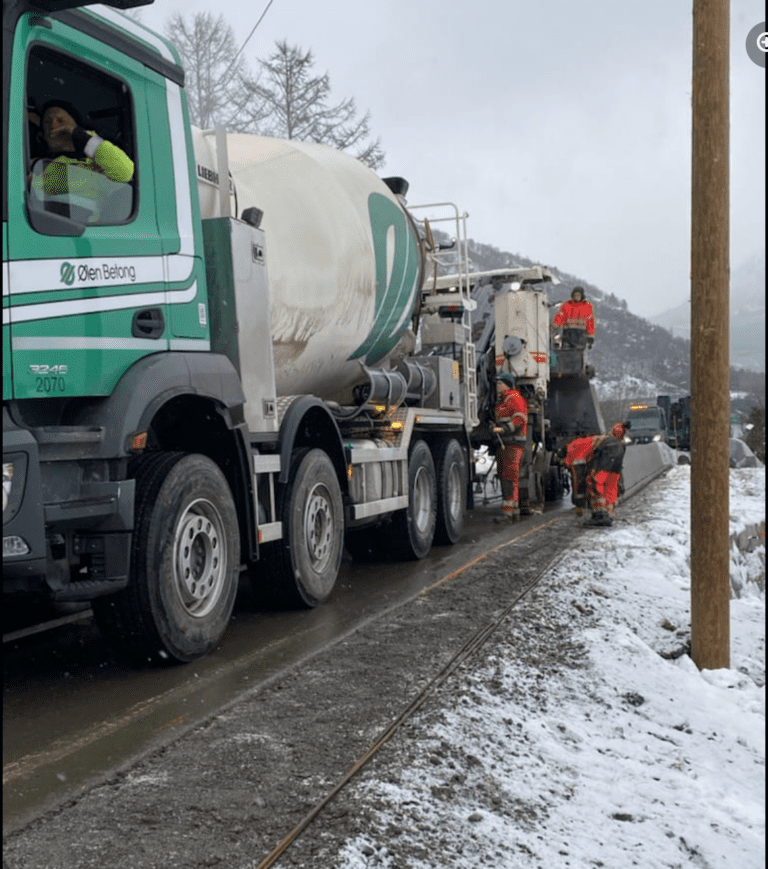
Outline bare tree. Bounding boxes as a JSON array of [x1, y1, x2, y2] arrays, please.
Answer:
[[164, 12, 267, 132], [255, 40, 385, 169]]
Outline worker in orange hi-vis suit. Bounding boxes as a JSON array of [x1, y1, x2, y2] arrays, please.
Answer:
[[493, 373, 528, 523], [552, 286, 596, 349], [562, 434, 597, 518], [560, 421, 630, 526], [587, 422, 630, 526]]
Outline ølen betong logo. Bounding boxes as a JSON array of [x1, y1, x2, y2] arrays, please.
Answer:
[[746, 22, 767, 67], [60, 262, 75, 285]]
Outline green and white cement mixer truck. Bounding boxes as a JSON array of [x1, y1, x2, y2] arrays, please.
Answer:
[[2, 0, 493, 662], [3, 0, 567, 664]]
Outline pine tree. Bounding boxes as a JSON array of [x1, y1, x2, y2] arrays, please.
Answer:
[[254, 40, 385, 169]]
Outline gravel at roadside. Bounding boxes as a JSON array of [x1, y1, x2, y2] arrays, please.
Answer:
[[3, 515, 580, 869]]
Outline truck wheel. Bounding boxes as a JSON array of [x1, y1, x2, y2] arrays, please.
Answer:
[[265, 448, 344, 608], [522, 471, 545, 514], [544, 466, 565, 501], [385, 439, 437, 560], [434, 438, 467, 545], [92, 452, 239, 665]]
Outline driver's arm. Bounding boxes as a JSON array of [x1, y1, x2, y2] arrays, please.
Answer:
[[71, 126, 134, 183]]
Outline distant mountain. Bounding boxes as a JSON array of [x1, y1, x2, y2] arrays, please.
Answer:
[[448, 236, 765, 419], [648, 251, 765, 372]]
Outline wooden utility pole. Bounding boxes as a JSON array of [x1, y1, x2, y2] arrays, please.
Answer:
[[690, 0, 730, 669]]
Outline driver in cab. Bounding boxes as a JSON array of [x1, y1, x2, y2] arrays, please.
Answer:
[[32, 100, 134, 219]]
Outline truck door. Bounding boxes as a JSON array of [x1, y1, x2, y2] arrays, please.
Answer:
[[4, 10, 201, 401]]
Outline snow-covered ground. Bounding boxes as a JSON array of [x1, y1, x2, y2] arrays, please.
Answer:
[[593, 375, 679, 401], [337, 464, 765, 868]]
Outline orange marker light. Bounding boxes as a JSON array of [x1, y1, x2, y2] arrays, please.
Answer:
[[131, 431, 148, 451]]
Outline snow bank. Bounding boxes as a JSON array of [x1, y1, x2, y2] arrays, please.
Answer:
[[336, 465, 765, 869]]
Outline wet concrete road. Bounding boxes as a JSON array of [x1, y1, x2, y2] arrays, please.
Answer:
[[3, 498, 570, 835]]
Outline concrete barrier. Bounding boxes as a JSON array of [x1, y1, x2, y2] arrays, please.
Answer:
[[621, 442, 676, 500]]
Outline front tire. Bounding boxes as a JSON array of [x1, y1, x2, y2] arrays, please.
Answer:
[[93, 452, 240, 665]]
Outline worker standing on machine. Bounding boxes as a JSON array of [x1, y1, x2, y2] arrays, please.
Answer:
[[493, 373, 528, 523], [553, 286, 596, 349]]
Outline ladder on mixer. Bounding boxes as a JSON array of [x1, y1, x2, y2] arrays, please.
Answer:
[[409, 202, 479, 429]]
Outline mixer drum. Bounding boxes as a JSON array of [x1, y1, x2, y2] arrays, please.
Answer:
[[193, 131, 424, 403]]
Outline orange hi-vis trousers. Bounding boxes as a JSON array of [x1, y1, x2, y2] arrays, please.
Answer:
[[589, 470, 621, 514], [497, 444, 524, 514]]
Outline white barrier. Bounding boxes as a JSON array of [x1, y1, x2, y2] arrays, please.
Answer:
[[621, 442, 677, 500]]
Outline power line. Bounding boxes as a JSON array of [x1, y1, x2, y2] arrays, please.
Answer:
[[220, 0, 275, 85]]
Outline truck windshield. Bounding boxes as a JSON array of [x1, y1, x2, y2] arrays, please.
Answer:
[[628, 409, 662, 431]]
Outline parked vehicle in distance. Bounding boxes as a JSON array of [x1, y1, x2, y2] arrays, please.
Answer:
[[657, 394, 691, 450], [626, 403, 668, 445]]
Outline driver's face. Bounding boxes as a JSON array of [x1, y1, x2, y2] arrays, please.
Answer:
[[42, 107, 75, 147]]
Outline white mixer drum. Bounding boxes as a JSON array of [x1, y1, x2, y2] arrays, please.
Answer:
[[193, 131, 424, 402]]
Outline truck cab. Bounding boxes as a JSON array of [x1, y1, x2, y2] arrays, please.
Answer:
[[3, 1, 249, 659], [626, 403, 668, 445]]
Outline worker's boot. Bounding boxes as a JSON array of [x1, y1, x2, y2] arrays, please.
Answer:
[[494, 510, 520, 524]]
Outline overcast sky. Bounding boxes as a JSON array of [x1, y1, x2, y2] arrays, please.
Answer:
[[135, 0, 765, 319]]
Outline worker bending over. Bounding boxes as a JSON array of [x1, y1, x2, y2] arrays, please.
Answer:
[[561, 421, 630, 526]]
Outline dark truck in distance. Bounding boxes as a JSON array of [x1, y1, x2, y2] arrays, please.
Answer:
[[625, 396, 691, 449], [657, 394, 691, 450], [626, 402, 668, 445]]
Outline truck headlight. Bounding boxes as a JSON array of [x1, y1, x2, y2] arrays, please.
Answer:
[[3, 462, 13, 514], [3, 456, 31, 555], [3, 535, 30, 557], [653, 433, 663, 442], [3, 454, 28, 521]]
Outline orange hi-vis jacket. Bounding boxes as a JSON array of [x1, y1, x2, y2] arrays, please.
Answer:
[[564, 435, 598, 467], [495, 388, 528, 437], [553, 299, 596, 335]]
